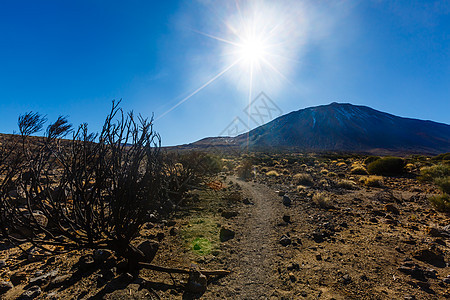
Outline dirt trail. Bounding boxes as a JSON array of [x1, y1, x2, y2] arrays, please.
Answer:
[[219, 177, 283, 299]]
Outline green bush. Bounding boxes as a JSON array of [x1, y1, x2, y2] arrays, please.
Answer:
[[350, 166, 368, 175], [367, 157, 404, 176], [429, 193, 450, 212], [293, 173, 314, 186], [336, 180, 358, 190], [419, 164, 450, 182], [364, 156, 380, 165], [434, 177, 450, 195], [432, 152, 450, 161]]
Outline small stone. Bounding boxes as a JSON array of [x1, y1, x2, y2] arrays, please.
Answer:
[[221, 211, 238, 219], [93, 249, 113, 263], [288, 272, 296, 282], [78, 255, 95, 272], [279, 235, 291, 246], [156, 232, 165, 241], [341, 274, 351, 284], [19, 285, 41, 299], [169, 227, 178, 236], [384, 204, 400, 215], [243, 198, 254, 205], [29, 269, 59, 287], [137, 240, 159, 263], [413, 248, 446, 267], [10, 271, 27, 285], [0, 281, 13, 294], [186, 264, 207, 294], [220, 227, 235, 242], [46, 256, 57, 265], [287, 263, 300, 271], [147, 213, 158, 223], [282, 195, 291, 206], [48, 274, 70, 289]]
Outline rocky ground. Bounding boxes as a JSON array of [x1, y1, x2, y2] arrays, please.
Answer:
[[1, 154, 449, 299]]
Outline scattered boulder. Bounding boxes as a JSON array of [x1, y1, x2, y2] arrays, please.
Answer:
[[413, 248, 446, 268], [384, 204, 400, 215], [279, 235, 291, 246], [398, 261, 437, 281], [220, 227, 235, 242], [221, 211, 238, 219], [137, 240, 159, 263], [282, 215, 291, 223], [243, 198, 254, 205], [0, 281, 13, 294], [93, 249, 113, 264], [10, 271, 27, 285], [443, 275, 450, 284], [47, 274, 71, 289], [374, 190, 400, 203], [340, 274, 352, 284], [169, 227, 178, 236], [77, 255, 95, 272], [19, 285, 41, 300], [28, 269, 59, 287], [427, 227, 450, 238], [282, 195, 291, 206], [186, 264, 207, 294]]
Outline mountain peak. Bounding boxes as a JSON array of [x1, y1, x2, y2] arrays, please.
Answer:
[[235, 102, 450, 154], [185, 102, 450, 155]]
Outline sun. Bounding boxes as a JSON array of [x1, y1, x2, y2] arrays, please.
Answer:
[[237, 36, 266, 65], [157, 1, 305, 120]]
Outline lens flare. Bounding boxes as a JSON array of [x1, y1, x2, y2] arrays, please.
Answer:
[[159, 0, 307, 120]]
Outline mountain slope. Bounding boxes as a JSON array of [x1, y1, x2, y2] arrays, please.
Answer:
[[183, 103, 450, 155]]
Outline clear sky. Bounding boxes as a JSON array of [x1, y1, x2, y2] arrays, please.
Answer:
[[0, 0, 449, 146]]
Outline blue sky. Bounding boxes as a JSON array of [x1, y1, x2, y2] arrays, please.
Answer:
[[0, 0, 449, 146]]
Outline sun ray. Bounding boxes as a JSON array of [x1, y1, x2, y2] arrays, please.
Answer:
[[192, 29, 242, 48], [156, 58, 242, 121]]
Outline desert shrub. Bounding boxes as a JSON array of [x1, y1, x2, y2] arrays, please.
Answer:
[[350, 166, 368, 175], [429, 193, 450, 212], [419, 164, 450, 182], [336, 180, 357, 190], [367, 157, 404, 176], [236, 158, 253, 180], [364, 156, 380, 165], [431, 152, 450, 161], [293, 173, 314, 186], [418, 164, 450, 212], [405, 163, 415, 171], [312, 192, 332, 209], [360, 175, 384, 187], [0, 101, 172, 268], [435, 177, 450, 194], [266, 170, 280, 177]]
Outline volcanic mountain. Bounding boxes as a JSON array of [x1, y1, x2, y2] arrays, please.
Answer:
[[181, 103, 450, 155]]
